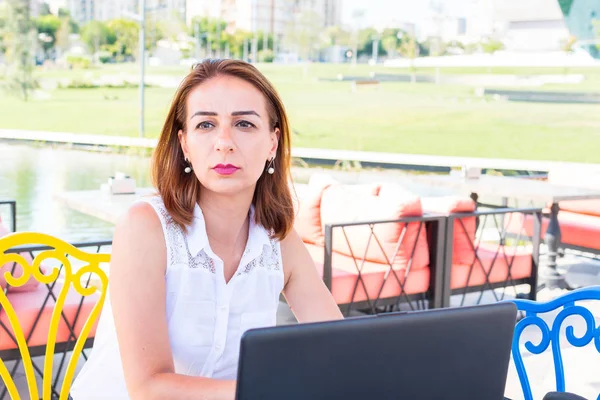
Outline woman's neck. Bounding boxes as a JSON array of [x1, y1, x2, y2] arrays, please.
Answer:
[[198, 189, 253, 250]]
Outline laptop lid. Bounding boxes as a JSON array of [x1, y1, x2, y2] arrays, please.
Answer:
[[236, 302, 517, 400]]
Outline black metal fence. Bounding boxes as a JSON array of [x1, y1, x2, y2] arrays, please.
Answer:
[[443, 207, 542, 307], [323, 207, 544, 315], [323, 215, 446, 315], [0, 200, 16, 233]]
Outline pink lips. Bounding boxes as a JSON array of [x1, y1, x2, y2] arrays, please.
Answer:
[[213, 163, 240, 175]]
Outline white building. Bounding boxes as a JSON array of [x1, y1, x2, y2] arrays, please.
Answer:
[[46, 0, 67, 15], [68, 0, 139, 25], [466, 0, 570, 51], [67, 0, 94, 24], [419, 16, 467, 42], [146, 0, 186, 21], [186, 0, 341, 37]]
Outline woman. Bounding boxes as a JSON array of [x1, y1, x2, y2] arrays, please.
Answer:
[[70, 59, 343, 399]]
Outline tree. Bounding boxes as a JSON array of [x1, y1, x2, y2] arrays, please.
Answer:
[[561, 35, 577, 54], [561, 35, 577, 74], [382, 35, 398, 58], [481, 38, 504, 73], [0, 3, 8, 54], [228, 29, 253, 59], [463, 42, 480, 55], [481, 38, 504, 55], [356, 27, 381, 58], [189, 16, 228, 57], [106, 18, 138, 59], [54, 17, 71, 56], [58, 7, 70, 18], [398, 33, 419, 82], [285, 10, 322, 61], [445, 40, 465, 55], [35, 14, 61, 56], [5, 0, 37, 101], [322, 25, 350, 47], [145, 18, 164, 53], [80, 20, 115, 55], [159, 13, 188, 42]]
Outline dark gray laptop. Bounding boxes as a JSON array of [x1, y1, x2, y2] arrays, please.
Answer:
[[235, 302, 517, 400]]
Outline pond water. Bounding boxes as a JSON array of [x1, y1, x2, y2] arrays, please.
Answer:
[[0, 142, 455, 242], [0, 143, 151, 242]]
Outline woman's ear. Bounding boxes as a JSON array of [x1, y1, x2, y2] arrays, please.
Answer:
[[178, 129, 188, 158], [270, 128, 279, 156]]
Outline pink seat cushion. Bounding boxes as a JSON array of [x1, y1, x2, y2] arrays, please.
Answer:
[[293, 176, 341, 246], [304, 243, 430, 305], [558, 199, 600, 218], [450, 243, 533, 289], [421, 196, 477, 266], [506, 211, 600, 251], [0, 222, 42, 293], [0, 281, 100, 351], [320, 183, 429, 270]]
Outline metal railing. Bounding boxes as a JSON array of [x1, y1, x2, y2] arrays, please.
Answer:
[[443, 207, 543, 308], [0, 200, 16, 233], [323, 215, 447, 315], [321, 207, 544, 314]]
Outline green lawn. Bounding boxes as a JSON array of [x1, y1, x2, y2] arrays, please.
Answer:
[[1, 63, 600, 162]]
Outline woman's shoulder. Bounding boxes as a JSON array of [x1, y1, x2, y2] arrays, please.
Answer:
[[117, 198, 164, 237], [110, 197, 168, 270], [131, 194, 174, 225]]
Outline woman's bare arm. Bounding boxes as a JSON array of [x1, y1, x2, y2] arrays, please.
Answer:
[[110, 202, 236, 400], [280, 229, 343, 323]]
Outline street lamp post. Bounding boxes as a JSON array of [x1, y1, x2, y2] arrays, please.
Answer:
[[124, 0, 146, 138], [138, 0, 146, 138]]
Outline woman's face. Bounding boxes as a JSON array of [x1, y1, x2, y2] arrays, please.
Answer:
[[179, 74, 279, 197]]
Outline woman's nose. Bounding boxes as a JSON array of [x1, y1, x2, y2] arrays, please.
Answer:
[[215, 127, 234, 152]]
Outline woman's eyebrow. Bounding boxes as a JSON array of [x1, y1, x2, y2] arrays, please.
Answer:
[[190, 111, 217, 120], [231, 111, 260, 117], [189, 110, 260, 120]]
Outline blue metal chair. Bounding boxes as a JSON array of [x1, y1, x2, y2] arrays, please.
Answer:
[[510, 286, 600, 400]]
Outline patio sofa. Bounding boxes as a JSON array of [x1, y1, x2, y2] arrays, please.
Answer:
[[293, 177, 445, 314], [293, 176, 540, 312]]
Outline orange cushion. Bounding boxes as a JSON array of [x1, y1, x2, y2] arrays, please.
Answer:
[[304, 243, 430, 305], [293, 177, 337, 245], [450, 243, 533, 289], [0, 222, 42, 293], [506, 211, 600, 251], [320, 183, 429, 270], [559, 199, 600, 218], [0, 281, 100, 351], [421, 196, 477, 266]]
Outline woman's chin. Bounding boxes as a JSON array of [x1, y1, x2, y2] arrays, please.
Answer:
[[202, 180, 255, 197]]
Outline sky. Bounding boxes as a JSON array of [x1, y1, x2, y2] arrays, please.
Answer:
[[340, 0, 472, 29]]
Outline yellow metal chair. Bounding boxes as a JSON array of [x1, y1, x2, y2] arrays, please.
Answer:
[[0, 232, 109, 400]]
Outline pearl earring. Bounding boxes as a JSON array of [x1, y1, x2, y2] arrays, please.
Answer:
[[267, 158, 275, 175], [184, 158, 192, 174]]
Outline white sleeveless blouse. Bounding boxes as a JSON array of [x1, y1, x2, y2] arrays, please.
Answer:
[[70, 196, 284, 399]]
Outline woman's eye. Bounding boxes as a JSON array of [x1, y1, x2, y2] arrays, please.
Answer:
[[236, 120, 256, 129], [197, 121, 214, 129]]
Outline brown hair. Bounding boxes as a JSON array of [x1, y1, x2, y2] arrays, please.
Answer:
[[151, 59, 294, 241]]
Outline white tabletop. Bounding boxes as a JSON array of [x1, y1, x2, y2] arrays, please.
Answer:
[[54, 184, 311, 224], [411, 174, 600, 203]]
